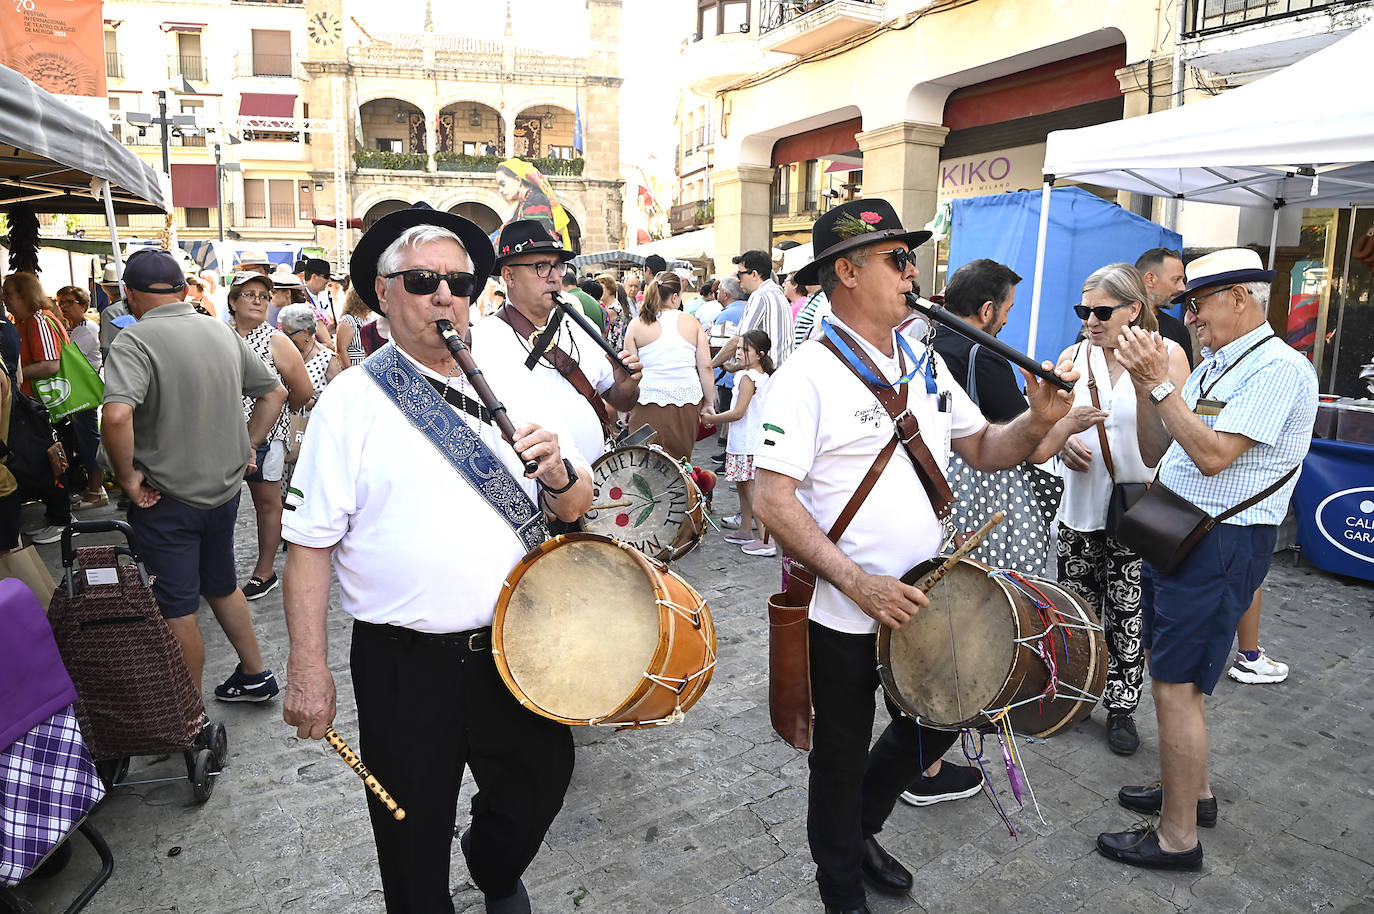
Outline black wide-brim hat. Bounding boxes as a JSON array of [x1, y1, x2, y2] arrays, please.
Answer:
[[793, 198, 932, 286], [350, 202, 496, 315], [492, 219, 577, 269]]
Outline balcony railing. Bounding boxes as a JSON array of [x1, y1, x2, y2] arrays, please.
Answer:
[[354, 148, 428, 171], [229, 202, 302, 229], [1184, 0, 1358, 36], [771, 190, 822, 217], [669, 198, 715, 234], [758, 0, 876, 35], [124, 130, 210, 148], [238, 53, 299, 78], [106, 52, 123, 79], [170, 54, 207, 81]]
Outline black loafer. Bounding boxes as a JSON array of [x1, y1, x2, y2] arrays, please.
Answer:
[[1096, 825, 1202, 870], [1106, 711, 1140, 756], [485, 881, 530, 914], [1118, 783, 1218, 827], [859, 836, 912, 895], [824, 906, 872, 914]]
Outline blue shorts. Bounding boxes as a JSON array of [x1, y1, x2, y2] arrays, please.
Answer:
[[127, 492, 241, 619], [1141, 524, 1276, 695]]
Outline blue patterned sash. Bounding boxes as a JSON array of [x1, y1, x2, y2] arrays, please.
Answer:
[[363, 343, 548, 551]]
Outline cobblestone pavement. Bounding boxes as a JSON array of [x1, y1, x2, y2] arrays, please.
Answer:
[[14, 442, 1374, 913]]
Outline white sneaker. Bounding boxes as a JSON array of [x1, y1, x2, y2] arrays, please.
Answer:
[[1227, 649, 1289, 684], [720, 513, 742, 529], [741, 539, 776, 557], [27, 525, 70, 546]]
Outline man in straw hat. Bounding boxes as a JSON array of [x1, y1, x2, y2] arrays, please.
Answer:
[[1102, 248, 1316, 871], [753, 198, 1078, 914], [280, 203, 592, 914]]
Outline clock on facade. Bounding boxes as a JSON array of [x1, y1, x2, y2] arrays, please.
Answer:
[[308, 11, 343, 47]]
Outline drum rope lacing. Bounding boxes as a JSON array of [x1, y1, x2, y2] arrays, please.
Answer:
[[584, 595, 716, 729]]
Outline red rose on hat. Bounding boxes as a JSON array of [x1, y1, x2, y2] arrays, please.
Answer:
[[860, 212, 882, 224]]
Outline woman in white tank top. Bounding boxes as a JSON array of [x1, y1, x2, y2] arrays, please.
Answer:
[[623, 272, 716, 462], [1031, 263, 1190, 757]]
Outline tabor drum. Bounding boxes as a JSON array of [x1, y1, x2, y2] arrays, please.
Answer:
[[493, 533, 715, 729], [582, 445, 705, 562], [876, 556, 1107, 737]]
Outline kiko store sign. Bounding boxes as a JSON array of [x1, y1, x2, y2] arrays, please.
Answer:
[[938, 143, 1046, 202]]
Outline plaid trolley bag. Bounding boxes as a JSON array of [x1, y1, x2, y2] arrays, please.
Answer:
[[46, 520, 223, 803], [0, 577, 113, 912]]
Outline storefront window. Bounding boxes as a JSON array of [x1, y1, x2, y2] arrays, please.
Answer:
[[1288, 208, 1374, 397]]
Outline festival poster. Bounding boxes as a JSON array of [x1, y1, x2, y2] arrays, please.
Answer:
[[0, 0, 107, 107]]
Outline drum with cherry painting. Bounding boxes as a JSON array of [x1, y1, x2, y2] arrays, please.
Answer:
[[582, 445, 705, 562]]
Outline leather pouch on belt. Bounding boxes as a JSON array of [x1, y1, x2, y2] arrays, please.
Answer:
[[768, 564, 815, 750]]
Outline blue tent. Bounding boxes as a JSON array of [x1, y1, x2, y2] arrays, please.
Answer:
[[947, 187, 1182, 369]]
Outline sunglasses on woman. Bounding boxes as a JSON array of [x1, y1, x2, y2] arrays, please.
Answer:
[[1073, 301, 1134, 322], [382, 269, 478, 298]]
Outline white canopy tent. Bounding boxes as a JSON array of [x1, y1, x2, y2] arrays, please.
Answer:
[[629, 227, 715, 266], [1028, 22, 1374, 355]]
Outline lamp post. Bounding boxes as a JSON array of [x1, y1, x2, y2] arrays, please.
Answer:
[[209, 131, 243, 242]]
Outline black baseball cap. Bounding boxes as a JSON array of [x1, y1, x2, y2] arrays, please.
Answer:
[[122, 248, 186, 294]]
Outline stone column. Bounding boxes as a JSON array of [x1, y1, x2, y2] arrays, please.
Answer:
[[580, 0, 623, 253], [425, 107, 438, 173], [711, 164, 773, 279], [855, 121, 947, 285]]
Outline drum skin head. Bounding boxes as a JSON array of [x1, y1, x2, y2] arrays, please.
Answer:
[[886, 560, 1016, 728], [501, 539, 660, 721]]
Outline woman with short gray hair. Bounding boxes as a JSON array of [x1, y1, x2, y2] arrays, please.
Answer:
[[279, 304, 340, 411]]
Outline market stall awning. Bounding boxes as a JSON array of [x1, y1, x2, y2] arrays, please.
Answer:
[[570, 250, 646, 269], [1042, 22, 1374, 207], [0, 63, 169, 214]]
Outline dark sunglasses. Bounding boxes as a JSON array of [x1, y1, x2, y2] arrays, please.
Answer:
[[870, 248, 915, 273], [1073, 301, 1134, 322], [382, 269, 478, 298], [1182, 284, 1236, 314]]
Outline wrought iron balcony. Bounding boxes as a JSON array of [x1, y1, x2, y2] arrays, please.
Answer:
[[757, 0, 884, 55], [1183, 0, 1362, 37]]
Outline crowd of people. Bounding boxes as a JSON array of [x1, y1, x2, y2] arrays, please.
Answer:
[[0, 194, 1317, 914]]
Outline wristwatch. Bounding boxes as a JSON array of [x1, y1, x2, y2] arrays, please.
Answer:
[[1148, 380, 1176, 405], [541, 458, 579, 495]]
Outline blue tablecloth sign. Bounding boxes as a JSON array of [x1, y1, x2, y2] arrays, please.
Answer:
[[1294, 439, 1374, 581]]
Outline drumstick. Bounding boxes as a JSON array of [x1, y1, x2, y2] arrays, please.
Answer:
[[325, 726, 405, 821], [590, 500, 631, 510], [915, 511, 1006, 593]]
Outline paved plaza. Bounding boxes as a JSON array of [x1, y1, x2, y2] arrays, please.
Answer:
[[14, 445, 1374, 913]]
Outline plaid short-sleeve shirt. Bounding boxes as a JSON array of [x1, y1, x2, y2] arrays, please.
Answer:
[[1157, 323, 1317, 526]]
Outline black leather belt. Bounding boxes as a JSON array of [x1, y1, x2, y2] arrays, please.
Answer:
[[355, 619, 491, 652]]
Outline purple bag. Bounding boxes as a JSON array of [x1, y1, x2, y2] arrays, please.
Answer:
[[0, 578, 104, 885]]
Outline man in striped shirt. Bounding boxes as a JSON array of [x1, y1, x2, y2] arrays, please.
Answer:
[[1099, 248, 1317, 872]]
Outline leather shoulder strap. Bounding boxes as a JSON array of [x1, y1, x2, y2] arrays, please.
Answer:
[[820, 327, 956, 518], [1215, 465, 1299, 523], [826, 438, 897, 544], [1086, 345, 1116, 480], [497, 304, 615, 437]]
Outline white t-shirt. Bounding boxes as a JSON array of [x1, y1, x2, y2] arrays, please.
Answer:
[[1058, 340, 1172, 532], [471, 308, 616, 464], [281, 344, 588, 634], [726, 368, 770, 456], [755, 315, 985, 634]]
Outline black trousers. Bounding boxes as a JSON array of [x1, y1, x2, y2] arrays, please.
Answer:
[[808, 621, 960, 908], [351, 620, 574, 913]]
